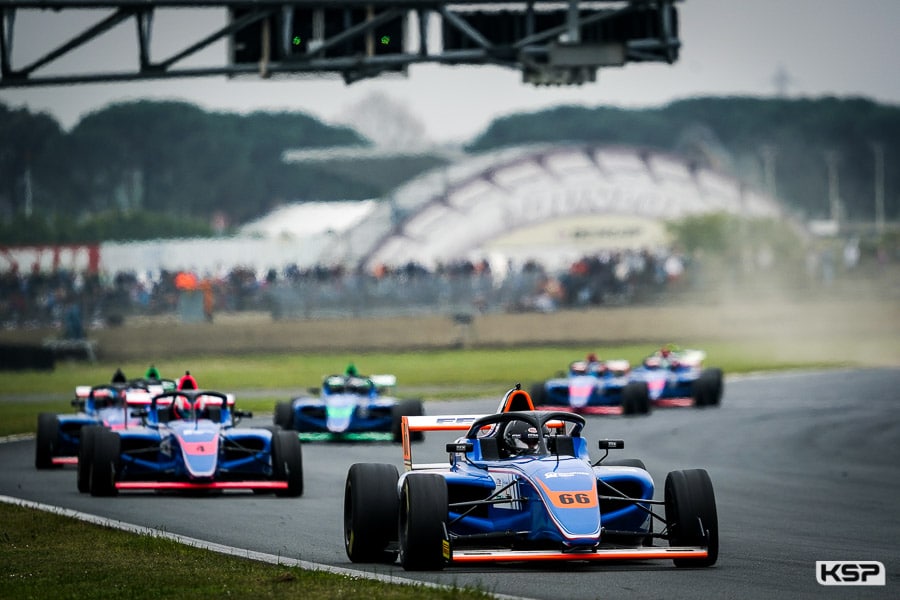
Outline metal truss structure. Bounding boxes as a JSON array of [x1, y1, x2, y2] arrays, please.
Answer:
[[0, 0, 680, 87]]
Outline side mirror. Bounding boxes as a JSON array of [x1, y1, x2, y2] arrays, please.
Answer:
[[446, 442, 473, 454], [598, 439, 625, 450]]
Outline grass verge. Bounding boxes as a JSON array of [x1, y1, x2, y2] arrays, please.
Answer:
[[0, 502, 490, 600]]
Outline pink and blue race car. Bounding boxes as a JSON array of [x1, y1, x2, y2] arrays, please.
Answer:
[[78, 388, 303, 497], [530, 347, 723, 415]]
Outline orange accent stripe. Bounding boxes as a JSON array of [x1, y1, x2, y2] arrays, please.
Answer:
[[534, 478, 599, 509]]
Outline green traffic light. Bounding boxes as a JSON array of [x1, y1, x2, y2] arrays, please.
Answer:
[[380, 35, 391, 46], [292, 36, 302, 46]]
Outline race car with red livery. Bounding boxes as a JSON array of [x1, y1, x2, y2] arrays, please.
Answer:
[[629, 346, 723, 408], [78, 388, 303, 497], [343, 385, 718, 571], [529, 356, 651, 415], [35, 376, 175, 469]]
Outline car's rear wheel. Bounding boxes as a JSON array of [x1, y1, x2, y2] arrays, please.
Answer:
[[272, 430, 303, 497], [273, 401, 293, 429], [399, 473, 448, 571], [89, 430, 120, 497], [77, 425, 102, 493], [344, 463, 400, 563], [391, 399, 424, 443], [35, 413, 60, 469], [665, 469, 718, 567], [622, 381, 650, 415]]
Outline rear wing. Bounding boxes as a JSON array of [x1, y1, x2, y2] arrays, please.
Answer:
[[401, 410, 568, 470], [370, 374, 397, 390], [402, 415, 487, 471]]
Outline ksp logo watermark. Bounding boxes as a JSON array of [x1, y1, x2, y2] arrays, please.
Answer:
[[816, 561, 885, 586]]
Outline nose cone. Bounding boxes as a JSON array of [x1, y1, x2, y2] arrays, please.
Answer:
[[530, 460, 601, 543], [176, 429, 220, 477]]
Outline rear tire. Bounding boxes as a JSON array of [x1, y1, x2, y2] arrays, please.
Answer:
[[392, 399, 424, 443], [344, 463, 400, 563], [622, 381, 651, 415], [665, 469, 718, 567], [272, 430, 303, 497], [77, 425, 102, 493], [35, 413, 61, 469], [399, 474, 448, 571], [274, 401, 294, 429], [89, 430, 120, 497]]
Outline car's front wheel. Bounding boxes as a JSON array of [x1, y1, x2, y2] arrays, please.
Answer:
[[77, 425, 103, 493], [89, 429, 120, 497], [35, 413, 60, 469], [398, 473, 448, 571], [344, 463, 400, 563], [272, 430, 303, 497], [665, 469, 718, 567]]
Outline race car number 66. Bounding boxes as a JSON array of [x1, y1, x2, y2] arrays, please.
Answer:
[[816, 561, 885, 586]]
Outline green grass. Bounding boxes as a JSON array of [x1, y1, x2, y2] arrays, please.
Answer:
[[0, 343, 847, 438], [0, 502, 491, 600]]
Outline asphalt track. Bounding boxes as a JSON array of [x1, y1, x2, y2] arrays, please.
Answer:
[[2, 369, 899, 600]]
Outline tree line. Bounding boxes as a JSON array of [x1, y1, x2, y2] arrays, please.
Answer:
[[1, 95, 897, 244]]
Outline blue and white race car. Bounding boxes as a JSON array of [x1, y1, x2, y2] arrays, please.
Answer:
[[35, 376, 175, 469], [343, 385, 718, 570], [78, 388, 303, 497], [274, 371, 424, 442]]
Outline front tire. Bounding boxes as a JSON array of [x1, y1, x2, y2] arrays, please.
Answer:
[[77, 425, 102, 493], [272, 430, 303, 497], [344, 463, 400, 563], [665, 469, 718, 567], [35, 413, 60, 469], [89, 430, 120, 497], [399, 474, 448, 571]]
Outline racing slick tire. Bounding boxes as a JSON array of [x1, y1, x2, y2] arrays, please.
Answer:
[[399, 473, 448, 571], [392, 399, 424, 444], [622, 381, 651, 415], [35, 412, 60, 469], [529, 382, 548, 406], [273, 401, 294, 429], [692, 369, 722, 407], [77, 425, 103, 493], [344, 463, 400, 563], [89, 430, 120, 497], [665, 469, 718, 567], [272, 430, 304, 497]]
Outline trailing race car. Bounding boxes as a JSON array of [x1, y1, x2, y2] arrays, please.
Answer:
[[343, 385, 718, 571], [78, 388, 303, 497], [629, 346, 723, 408], [529, 354, 651, 415], [35, 374, 176, 469], [274, 370, 424, 443]]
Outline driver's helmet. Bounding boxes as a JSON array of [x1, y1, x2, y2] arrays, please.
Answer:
[[111, 368, 127, 384], [345, 363, 358, 376], [177, 371, 198, 390], [171, 395, 193, 420], [145, 365, 161, 381], [504, 420, 543, 455]]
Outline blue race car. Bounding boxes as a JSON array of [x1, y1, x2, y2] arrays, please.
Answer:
[[343, 385, 719, 570], [274, 371, 424, 442], [35, 375, 176, 469], [629, 346, 723, 408], [530, 355, 651, 415], [78, 389, 303, 497]]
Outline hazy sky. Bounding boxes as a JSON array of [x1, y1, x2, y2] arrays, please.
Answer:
[[1, 0, 898, 144]]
